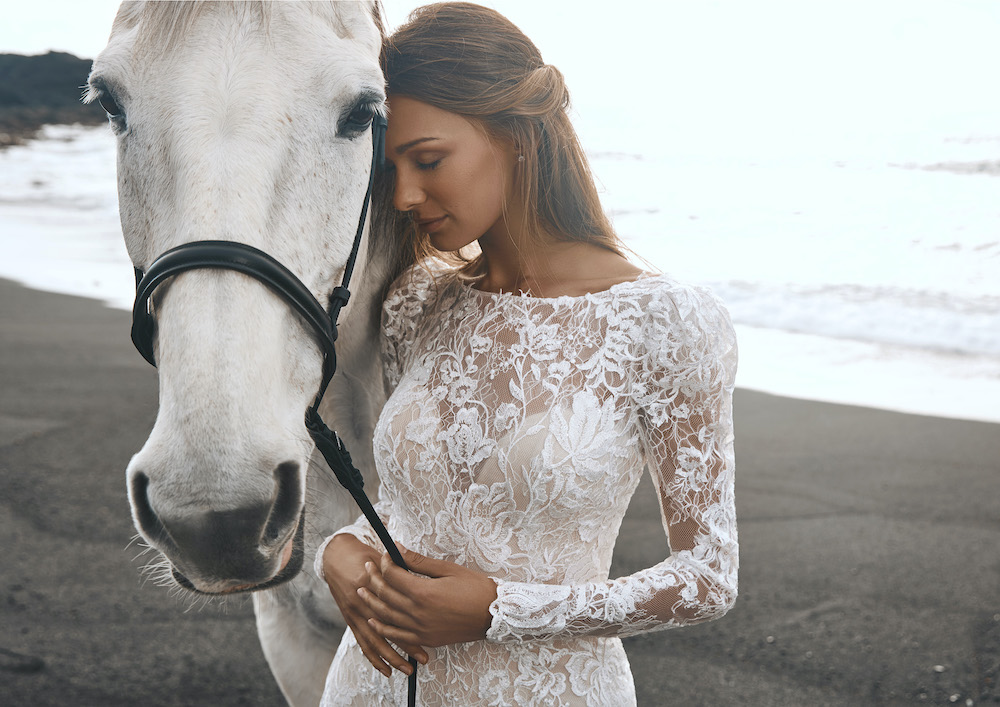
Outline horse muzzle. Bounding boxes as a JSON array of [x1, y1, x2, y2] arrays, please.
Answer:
[[129, 460, 306, 594]]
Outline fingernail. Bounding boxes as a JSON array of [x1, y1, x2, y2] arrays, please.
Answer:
[[357, 587, 366, 598], [365, 561, 374, 571]]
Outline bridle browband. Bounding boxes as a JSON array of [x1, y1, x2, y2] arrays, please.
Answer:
[[129, 114, 419, 704]]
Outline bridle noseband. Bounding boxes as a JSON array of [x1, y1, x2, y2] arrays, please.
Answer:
[[129, 114, 419, 704]]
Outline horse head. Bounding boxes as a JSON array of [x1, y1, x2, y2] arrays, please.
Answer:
[[87, 1, 388, 596]]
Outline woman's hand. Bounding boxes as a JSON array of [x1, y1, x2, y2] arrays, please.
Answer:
[[358, 546, 499, 648], [321, 534, 428, 677]]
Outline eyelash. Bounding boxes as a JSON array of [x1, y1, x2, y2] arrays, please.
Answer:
[[416, 159, 441, 171]]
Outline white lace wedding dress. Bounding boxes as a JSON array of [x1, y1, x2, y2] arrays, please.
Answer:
[[315, 264, 739, 706]]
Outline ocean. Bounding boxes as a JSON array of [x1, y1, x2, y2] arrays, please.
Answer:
[[1, 123, 997, 424]]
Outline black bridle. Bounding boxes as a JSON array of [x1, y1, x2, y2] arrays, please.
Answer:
[[129, 114, 419, 704]]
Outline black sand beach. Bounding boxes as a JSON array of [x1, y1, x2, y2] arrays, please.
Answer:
[[1, 278, 998, 706]]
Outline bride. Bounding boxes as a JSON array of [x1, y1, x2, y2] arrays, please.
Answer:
[[315, 3, 739, 705]]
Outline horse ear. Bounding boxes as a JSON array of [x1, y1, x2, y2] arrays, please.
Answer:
[[333, 1, 385, 48], [111, 1, 146, 34], [369, 1, 388, 41]]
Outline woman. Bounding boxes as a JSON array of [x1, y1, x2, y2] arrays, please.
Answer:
[[314, 3, 738, 705]]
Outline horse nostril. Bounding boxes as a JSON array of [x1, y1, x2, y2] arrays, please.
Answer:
[[262, 461, 302, 546], [129, 472, 179, 554]]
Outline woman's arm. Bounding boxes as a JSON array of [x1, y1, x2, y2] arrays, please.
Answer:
[[486, 287, 739, 641]]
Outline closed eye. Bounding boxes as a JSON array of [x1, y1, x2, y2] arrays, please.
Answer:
[[416, 159, 441, 171]]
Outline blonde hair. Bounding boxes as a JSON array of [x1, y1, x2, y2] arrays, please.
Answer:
[[373, 2, 624, 280]]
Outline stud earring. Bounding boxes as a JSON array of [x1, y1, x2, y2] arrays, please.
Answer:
[[517, 154, 525, 162]]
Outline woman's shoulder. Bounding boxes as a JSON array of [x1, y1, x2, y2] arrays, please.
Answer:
[[386, 259, 453, 297], [618, 272, 730, 321], [384, 259, 460, 312], [381, 259, 467, 344], [380, 261, 459, 373], [619, 272, 737, 368]]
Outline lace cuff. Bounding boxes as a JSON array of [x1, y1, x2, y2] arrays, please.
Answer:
[[486, 579, 571, 642], [486, 578, 660, 643], [312, 533, 336, 583]]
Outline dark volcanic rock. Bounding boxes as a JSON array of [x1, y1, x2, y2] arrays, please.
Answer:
[[0, 51, 106, 146]]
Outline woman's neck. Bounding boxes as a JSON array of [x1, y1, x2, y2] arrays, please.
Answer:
[[473, 234, 642, 298]]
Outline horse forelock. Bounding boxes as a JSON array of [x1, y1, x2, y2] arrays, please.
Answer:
[[128, 1, 271, 53], [116, 1, 385, 54]]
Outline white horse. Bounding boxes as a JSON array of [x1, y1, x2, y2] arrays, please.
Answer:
[[87, 3, 399, 705]]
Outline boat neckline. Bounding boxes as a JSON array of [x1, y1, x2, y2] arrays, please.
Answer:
[[458, 271, 662, 303]]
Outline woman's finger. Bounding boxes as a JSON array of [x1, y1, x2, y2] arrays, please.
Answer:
[[368, 617, 424, 650], [357, 583, 415, 632], [355, 641, 392, 677], [365, 561, 417, 615], [339, 590, 413, 675], [355, 578, 429, 664], [379, 551, 426, 591], [350, 620, 393, 678], [397, 644, 430, 665], [370, 628, 429, 666], [352, 617, 414, 676], [394, 547, 453, 578]]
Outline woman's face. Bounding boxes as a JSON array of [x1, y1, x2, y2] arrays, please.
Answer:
[[384, 95, 517, 252]]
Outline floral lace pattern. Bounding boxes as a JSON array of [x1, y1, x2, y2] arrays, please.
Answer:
[[317, 264, 738, 706]]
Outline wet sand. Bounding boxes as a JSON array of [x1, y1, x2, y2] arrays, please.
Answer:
[[1, 278, 997, 706]]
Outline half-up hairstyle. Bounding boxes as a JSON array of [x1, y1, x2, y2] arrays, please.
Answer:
[[373, 2, 623, 278]]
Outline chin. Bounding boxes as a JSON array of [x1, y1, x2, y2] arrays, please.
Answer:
[[428, 225, 478, 253]]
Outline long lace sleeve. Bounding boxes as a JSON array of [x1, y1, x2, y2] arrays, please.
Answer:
[[486, 286, 739, 642]]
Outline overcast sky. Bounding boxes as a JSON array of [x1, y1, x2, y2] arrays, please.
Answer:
[[4, 1, 998, 160]]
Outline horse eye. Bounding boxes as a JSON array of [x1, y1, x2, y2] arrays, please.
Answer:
[[344, 103, 376, 133], [99, 93, 123, 118]]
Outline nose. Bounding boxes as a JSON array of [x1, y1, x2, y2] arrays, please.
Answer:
[[392, 168, 426, 212], [129, 461, 303, 589]]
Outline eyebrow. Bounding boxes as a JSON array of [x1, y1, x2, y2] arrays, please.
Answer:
[[394, 137, 441, 155]]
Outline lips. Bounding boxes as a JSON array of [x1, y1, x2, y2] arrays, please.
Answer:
[[415, 215, 446, 234]]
